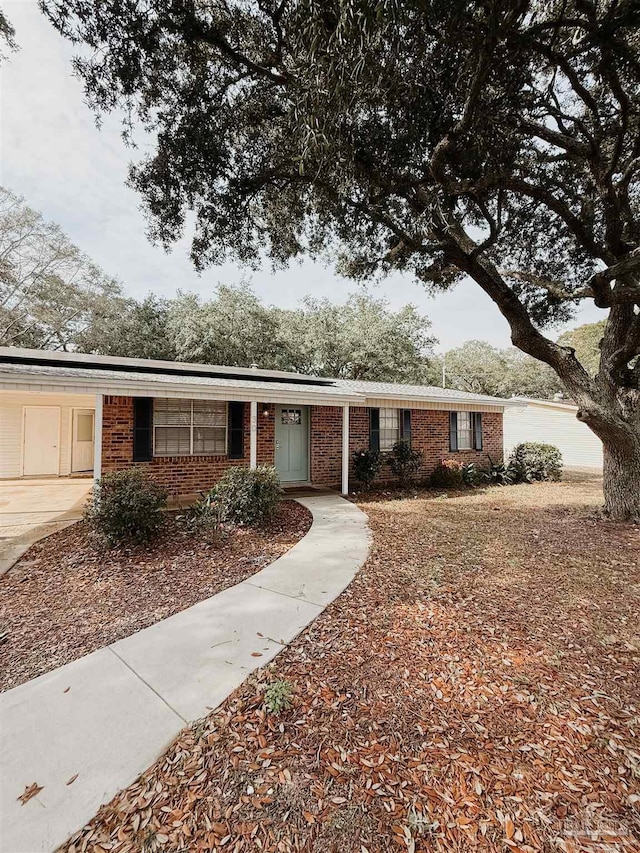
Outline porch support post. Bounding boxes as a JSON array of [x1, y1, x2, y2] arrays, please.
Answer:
[[250, 400, 258, 469], [341, 404, 349, 495], [94, 392, 103, 480]]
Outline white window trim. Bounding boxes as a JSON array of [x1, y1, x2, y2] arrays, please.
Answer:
[[153, 399, 228, 457]]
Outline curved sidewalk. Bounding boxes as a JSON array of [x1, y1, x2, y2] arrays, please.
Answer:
[[0, 493, 371, 853]]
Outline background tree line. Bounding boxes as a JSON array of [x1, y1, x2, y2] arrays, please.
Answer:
[[0, 186, 600, 398]]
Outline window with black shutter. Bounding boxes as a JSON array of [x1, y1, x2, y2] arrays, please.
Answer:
[[133, 397, 153, 462], [369, 408, 380, 452], [400, 409, 412, 445], [228, 401, 245, 459], [473, 412, 483, 450]]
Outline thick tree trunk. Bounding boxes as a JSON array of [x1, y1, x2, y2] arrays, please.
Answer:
[[601, 435, 640, 521]]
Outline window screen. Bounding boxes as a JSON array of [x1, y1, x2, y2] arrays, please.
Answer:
[[76, 413, 93, 442], [379, 408, 399, 451], [457, 411, 473, 450], [153, 399, 227, 456]]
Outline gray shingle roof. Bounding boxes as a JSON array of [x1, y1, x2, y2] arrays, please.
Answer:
[[0, 347, 513, 407], [335, 378, 511, 404]]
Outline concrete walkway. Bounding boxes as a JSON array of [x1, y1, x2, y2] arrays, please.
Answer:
[[0, 479, 92, 575], [0, 493, 370, 853]]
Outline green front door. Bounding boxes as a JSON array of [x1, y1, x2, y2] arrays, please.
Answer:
[[275, 405, 309, 482]]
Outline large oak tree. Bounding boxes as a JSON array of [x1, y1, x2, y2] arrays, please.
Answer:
[[42, 0, 640, 518]]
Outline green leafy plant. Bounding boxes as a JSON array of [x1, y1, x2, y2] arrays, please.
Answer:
[[214, 465, 282, 527], [263, 679, 294, 715], [508, 442, 563, 483], [352, 447, 381, 489], [386, 439, 423, 486], [430, 458, 464, 489], [180, 488, 223, 538], [481, 456, 514, 486], [461, 462, 480, 487], [84, 468, 167, 546]]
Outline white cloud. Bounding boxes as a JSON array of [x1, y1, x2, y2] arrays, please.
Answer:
[[0, 0, 604, 351]]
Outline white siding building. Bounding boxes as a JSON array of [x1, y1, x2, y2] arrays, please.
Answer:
[[0, 391, 96, 479], [504, 397, 603, 470]]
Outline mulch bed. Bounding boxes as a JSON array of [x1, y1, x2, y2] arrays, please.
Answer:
[[56, 477, 640, 851], [0, 500, 311, 692]]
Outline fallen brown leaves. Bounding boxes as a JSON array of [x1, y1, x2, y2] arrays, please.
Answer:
[[59, 475, 640, 852], [0, 501, 311, 691], [18, 781, 43, 805]]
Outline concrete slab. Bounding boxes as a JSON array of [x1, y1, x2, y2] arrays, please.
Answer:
[[247, 495, 371, 606], [0, 479, 92, 574], [0, 479, 92, 527], [0, 648, 182, 853], [0, 493, 370, 853], [112, 582, 322, 721]]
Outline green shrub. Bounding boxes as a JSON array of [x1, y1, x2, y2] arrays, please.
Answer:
[[263, 679, 294, 715], [84, 468, 167, 545], [387, 439, 423, 486], [508, 442, 563, 483], [180, 488, 223, 537], [481, 456, 513, 486], [352, 448, 381, 489], [461, 462, 480, 486], [214, 465, 282, 526], [430, 458, 464, 489]]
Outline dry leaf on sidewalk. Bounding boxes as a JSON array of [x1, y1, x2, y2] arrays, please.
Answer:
[[18, 782, 43, 805]]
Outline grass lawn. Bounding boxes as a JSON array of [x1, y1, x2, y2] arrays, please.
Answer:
[[0, 501, 311, 692], [61, 474, 639, 852]]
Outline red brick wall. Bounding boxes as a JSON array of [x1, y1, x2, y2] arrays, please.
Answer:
[[101, 396, 260, 496], [310, 406, 343, 489], [101, 396, 503, 494], [348, 406, 503, 485]]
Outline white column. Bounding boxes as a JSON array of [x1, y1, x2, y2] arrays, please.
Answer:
[[250, 400, 258, 469], [341, 404, 349, 495], [93, 393, 103, 480]]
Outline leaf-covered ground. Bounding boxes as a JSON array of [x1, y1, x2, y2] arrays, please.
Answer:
[[0, 501, 311, 692], [60, 474, 640, 852]]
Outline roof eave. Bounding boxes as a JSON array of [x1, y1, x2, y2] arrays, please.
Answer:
[[361, 391, 517, 408], [0, 371, 365, 406]]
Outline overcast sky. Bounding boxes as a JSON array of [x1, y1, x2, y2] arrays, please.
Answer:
[[1, 1, 603, 352]]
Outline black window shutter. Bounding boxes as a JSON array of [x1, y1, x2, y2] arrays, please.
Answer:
[[474, 412, 483, 451], [449, 411, 458, 452], [228, 402, 245, 459], [133, 397, 153, 462], [369, 408, 380, 452], [401, 409, 412, 445]]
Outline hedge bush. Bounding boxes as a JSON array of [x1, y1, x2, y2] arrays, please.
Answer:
[[430, 458, 464, 488], [387, 439, 423, 486], [84, 468, 168, 545], [214, 465, 282, 526], [352, 448, 381, 489], [508, 442, 563, 483]]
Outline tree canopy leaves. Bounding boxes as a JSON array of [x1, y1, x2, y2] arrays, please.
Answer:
[[40, 0, 640, 514], [0, 187, 122, 350]]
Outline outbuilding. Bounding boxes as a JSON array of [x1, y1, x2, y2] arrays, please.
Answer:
[[504, 396, 603, 470]]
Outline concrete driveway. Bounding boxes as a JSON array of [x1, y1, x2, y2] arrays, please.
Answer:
[[0, 479, 92, 574]]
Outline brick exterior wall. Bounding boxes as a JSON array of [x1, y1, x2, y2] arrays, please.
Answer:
[[101, 396, 259, 495], [101, 396, 503, 495], [301, 405, 502, 490], [310, 406, 343, 489]]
